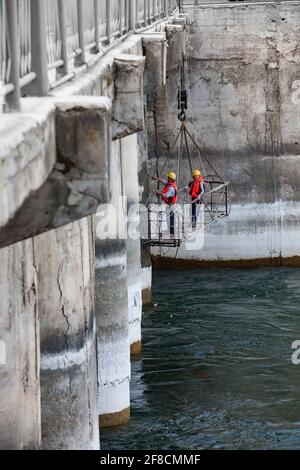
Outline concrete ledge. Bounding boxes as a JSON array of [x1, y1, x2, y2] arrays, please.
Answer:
[[51, 35, 145, 141], [130, 341, 142, 356], [99, 407, 130, 428], [142, 287, 152, 306], [0, 100, 56, 236], [53, 95, 111, 212], [142, 33, 168, 94], [189, 1, 300, 11], [172, 16, 187, 27], [141, 265, 152, 307], [0, 96, 111, 249], [112, 54, 146, 140], [152, 256, 300, 269], [151, 201, 300, 263]]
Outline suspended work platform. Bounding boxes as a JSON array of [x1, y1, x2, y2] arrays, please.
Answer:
[[142, 179, 230, 248], [142, 53, 231, 250], [141, 120, 231, 248]]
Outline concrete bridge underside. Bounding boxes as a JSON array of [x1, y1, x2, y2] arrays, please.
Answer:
[[0, 0, 300, 450], [0, 9, 185, 449]]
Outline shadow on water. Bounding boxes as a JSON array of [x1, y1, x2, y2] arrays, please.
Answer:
[[101, 267, 300, 450]]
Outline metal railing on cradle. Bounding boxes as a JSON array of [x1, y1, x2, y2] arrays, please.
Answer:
[[142, 180, 230, 248], [0, 0, 178, 113]]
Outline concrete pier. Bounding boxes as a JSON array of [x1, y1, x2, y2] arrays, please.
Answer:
[[0, 240, 41, 449], [95, 141, 131, 427], [121, 135, 143, 355], [0, 1, 182, 449], [34, 218, 99, 450], [137, 129, 153, 307], [141, 261, 152, 307], [3, 0, 300, 451]]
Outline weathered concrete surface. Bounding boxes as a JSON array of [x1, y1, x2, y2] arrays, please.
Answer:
[[95, 140, 130, 427], [0, 100, 55, 245], [0, 239, 41, 449], [166, 25, 186, 73], [145, 25, 186, 158], [150, 2, 300, 262], [121, 135, 143, 355], [141, 265, 152, 306], [142, 33, 168, 98], [0, 12, 182, 448], [113, 54, 146, 139], [0, 97, 111, 249], [137, 129, 153, 306], [0, 22, 179, 252], [52, 35, 145, 142], [34, 218, 99, 450]]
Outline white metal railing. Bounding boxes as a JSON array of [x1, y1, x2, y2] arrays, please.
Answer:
[[0, 0, 178, 112], [98, 0, 107, 40], [83, 0, 96, 48], [110, 0, 122, 37], [136, 0, 145, 26], [18, 0, 31, 79], [65, 0, 79, 60], [0, 0, 10, 92], [46, 0, 61, 68]]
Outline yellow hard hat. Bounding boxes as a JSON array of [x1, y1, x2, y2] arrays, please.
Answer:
[[167, 171, 176, 180], [192, 169, 202, 177]]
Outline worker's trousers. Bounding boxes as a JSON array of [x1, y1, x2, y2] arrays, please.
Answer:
[[192, 202, 199, 227], [167, 205, 175, 237]]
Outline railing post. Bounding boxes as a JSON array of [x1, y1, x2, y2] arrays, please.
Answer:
[[57, 0, 69, 77], [75, 0, 86, 66], [120, 0, 123, 35], [94, 0, 100, 52], [29, 0, 48, 96], [125, 0, 130, 31], [144, 0, 147, 25], [5, 0, 21, 111], [129, 0, 135, 31], [134, 0, 138, 27], [106, 0, 111, 44]]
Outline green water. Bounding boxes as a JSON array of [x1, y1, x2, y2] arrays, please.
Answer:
[[101, 268, 300, 450]]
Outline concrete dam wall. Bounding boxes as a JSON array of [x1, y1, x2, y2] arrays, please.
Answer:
[[149, 1, 300, 265]]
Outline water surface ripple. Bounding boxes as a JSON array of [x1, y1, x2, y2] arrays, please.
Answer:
[[101, 268, 300, 450]]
